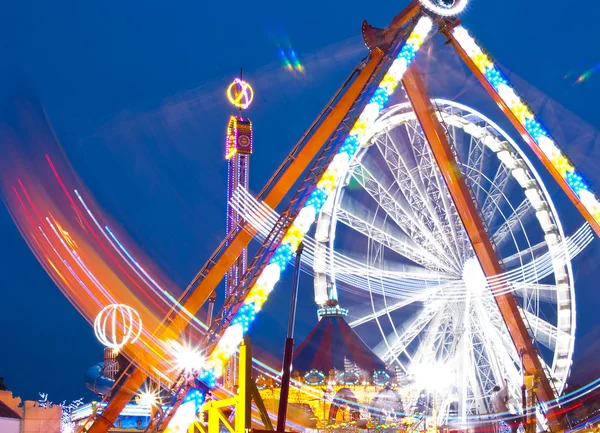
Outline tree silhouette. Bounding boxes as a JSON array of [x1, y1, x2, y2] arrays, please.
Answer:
[[0, 377, 7, 391]]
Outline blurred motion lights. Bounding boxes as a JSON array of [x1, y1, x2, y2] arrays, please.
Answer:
[[94, 304, 143, 349], [453, 26, 600, 227], [203, 16, 435, 379]]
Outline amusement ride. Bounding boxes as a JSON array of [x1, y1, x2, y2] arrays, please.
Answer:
[[3, 0, 600, 432]]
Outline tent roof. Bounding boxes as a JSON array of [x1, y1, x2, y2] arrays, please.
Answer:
[[293, 314, 385, 374]]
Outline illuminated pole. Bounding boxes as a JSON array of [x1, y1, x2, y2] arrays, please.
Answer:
[[224, 76, 254, 389]]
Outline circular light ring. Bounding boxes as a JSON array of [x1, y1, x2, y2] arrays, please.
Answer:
[[226, 78, 254, 109], [304, 369, 325, 385], [94, 303, 143, 349], [373, 370, 391, 386], [418, 0, 469, 16], [255, 374, 269, 390], [313, 99, 575, 395]]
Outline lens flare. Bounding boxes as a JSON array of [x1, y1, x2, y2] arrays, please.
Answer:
[[272, 33, 305, 76], [136, 387, 160, 407], [573, 62, 600, 85], [170, 340, 206, 373]]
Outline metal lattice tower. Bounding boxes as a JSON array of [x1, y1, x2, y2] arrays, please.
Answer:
[[224, 76, 254, 389]]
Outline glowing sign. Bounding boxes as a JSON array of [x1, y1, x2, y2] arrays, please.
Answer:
[[226, 78, 254, 110], [225, 115, 253, 159], [94, 304, 142, 349]]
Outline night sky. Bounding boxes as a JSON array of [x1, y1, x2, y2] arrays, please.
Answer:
[[1, 0, 600, 404]]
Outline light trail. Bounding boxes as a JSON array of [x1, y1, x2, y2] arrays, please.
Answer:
[[74, 189, 209, 332], [231, 185, 593, 301]]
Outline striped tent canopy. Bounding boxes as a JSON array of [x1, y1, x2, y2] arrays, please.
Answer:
[[293, 314, 386, 374]]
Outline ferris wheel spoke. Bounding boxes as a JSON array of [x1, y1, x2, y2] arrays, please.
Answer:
[[519, 308, 569, 352], [372, 131, 456, 263], [464, 132, 487, 207], [469, 335, 497, 412], [480, 163, 511, 228], [479, 299, 532, 398], [430, 304, 458, 363], [401, 123, 465, 266], [471, 300, 523, 412], [538, 355, 564, 391], [376, 299, 445, 364], [491, 198, 533, 248], [413, 303, 450, 365], [337, 201, 456, 274], [349, 285, 443, 327], [351, 161, 461, 275], [430, 151, 470, 263], [502, 239, 548, 265], [513, 283, 558, 304], [469, 304, 500, 406], [477, 296, 521, 363]]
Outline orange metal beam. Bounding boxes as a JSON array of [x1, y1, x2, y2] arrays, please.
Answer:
[[84, 48, 384, 433], [84, 368, 147, 433], [168, 47, 383, 337], [442, 24, 600, 238], [362, 0, 421, 50], [384, 1, 421, 42], [401, 65, 562, 431]]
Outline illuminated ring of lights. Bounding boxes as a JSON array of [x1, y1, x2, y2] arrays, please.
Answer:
[[418, 0, 469, 16], [226, 78, 254, 109], [304, 369, 325, 385], [372, 370, 391, 386], [94, 303, 143, 349], [314, 99, 575, 411], [255, 374, 269, 390]]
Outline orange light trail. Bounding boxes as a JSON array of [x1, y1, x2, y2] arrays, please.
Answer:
[[0, 103, 284, 388]]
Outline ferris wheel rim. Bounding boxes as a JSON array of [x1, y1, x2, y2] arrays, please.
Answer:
[[313, 98, 576, 407]]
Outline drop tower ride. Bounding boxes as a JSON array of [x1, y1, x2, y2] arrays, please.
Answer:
[[223, 76, 254, 389]]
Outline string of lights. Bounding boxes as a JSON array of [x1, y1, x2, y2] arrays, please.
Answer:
[[201, 17, 435, 383], [452, 26, 600, 228]]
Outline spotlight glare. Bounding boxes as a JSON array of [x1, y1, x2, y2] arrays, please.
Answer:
[[171, 341, 206, 373], [136, 389, 160, 408]]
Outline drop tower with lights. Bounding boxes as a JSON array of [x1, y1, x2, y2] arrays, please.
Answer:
[[223, 76, 254, 389]]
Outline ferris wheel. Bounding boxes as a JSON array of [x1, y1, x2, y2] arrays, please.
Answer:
[[312, 99, 593, 422]]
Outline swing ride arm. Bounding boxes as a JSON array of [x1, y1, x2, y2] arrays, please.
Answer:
[[82, 40, 387, 433], [402, 64, 563, 431]]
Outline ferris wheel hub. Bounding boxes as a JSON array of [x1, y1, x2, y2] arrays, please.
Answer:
[[462, 257, 488, 295]]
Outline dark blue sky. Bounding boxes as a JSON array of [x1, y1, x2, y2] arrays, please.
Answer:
[[0, 0, 599, 403]]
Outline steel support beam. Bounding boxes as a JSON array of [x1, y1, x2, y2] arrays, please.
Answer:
[[442, 24, 600, 238], [186, 339, 252, 433], [401, 64, 562, 431], [82, 44, 385, 433]]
